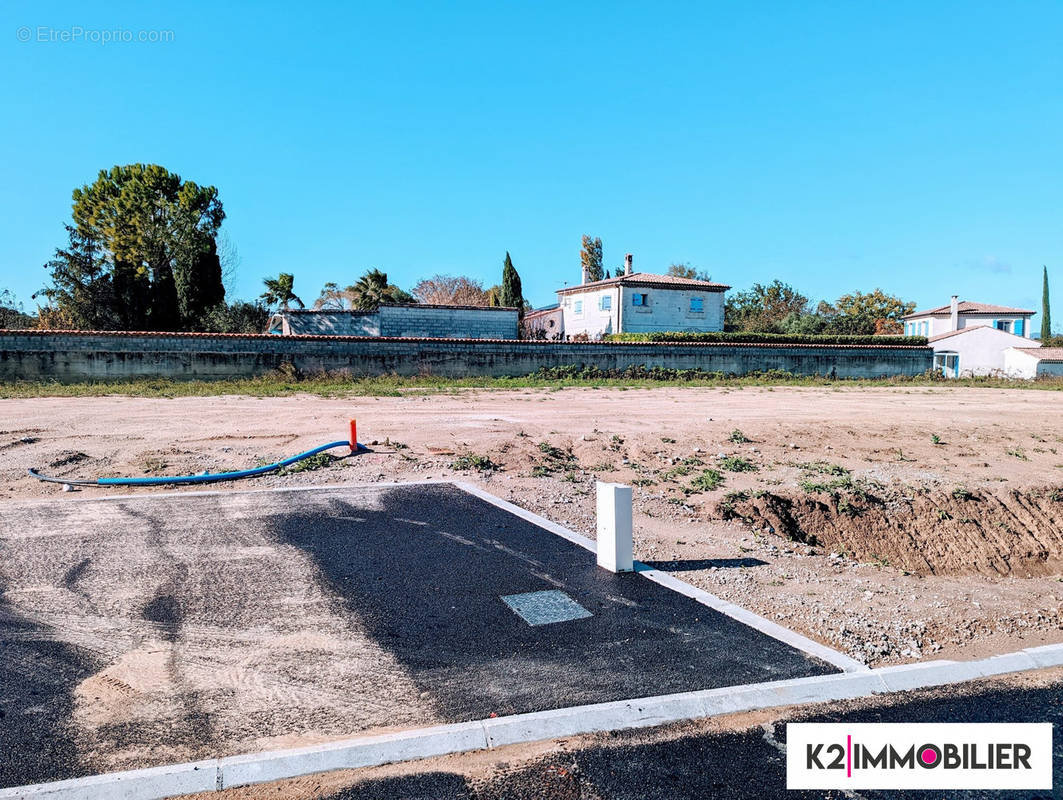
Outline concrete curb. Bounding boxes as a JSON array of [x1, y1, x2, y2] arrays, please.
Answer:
[[5, 644, 1063, 799], [217, 721, 488, 789], [0, 759, 219, 799]]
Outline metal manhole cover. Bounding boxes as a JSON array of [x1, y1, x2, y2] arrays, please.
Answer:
[[501, 590, 593, 626]]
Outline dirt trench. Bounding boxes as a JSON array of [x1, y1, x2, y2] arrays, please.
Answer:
[[723, 487, 1063, 577]]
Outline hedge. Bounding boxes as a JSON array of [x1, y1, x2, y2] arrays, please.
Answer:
[[603, 331, 929, 346]]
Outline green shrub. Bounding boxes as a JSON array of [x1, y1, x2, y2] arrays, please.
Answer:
[[718, 455, 758, 472], [537, 442, 568, 461], [687, 469, 725, 493], [800, 475, 855, 494], [276, 452, 334, 475], [603, 331, 928, 346], [451, 454, 499, 472], [800, 461, 850, 476]]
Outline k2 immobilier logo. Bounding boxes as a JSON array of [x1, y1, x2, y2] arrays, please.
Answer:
[[786, 722, 1052, 790]]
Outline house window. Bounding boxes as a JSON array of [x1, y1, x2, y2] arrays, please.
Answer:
[[994, 319, 1012, 333], [599, 295, 612, 310], [632, 293, 648, 307], [689, 297, 704, 313], [573, 300, 583, 314]]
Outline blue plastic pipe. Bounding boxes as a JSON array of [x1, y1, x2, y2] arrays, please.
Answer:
[[29, 440, 359, 487]]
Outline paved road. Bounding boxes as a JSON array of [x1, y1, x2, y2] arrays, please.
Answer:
[[322, 675, 1063, 800]]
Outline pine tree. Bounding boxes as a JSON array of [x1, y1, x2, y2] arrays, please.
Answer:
[[500, 252, 524, 311], [64, 163, 226, 330], [1043, 266, 1052, 340]]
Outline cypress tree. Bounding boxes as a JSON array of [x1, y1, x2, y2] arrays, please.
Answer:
[[1043, 266, 1052, 340], [500, 252, 523, 312]]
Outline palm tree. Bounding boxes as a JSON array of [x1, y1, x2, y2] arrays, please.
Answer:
[[260, 273, 304, 310], [312, 270, 415, 311], [349, 269, 397, 310]]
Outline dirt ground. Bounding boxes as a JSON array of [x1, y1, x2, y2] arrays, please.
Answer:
[[2, 385, 1062, 669]]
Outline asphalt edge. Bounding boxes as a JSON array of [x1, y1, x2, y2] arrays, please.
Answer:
[[5, 644, 1063, 799]]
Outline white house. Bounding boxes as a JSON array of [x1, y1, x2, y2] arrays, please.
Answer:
[[1003, 347, 1063, 379], [928, 326, 1040, 377], [521, 305, 563, 340], [903, 297, 1036, 338], [556, 254, 730, 339], [914, 296, 1039, 377]]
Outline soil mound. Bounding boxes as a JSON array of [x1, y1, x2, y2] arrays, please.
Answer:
[[724, 487, 1063, 577]]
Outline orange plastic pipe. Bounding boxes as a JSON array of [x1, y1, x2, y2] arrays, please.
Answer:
[[349, 419, 357, 451]]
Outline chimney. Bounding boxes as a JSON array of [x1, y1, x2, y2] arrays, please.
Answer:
[[581, 264, 589, 284], [624, 253, 633, 276], [950, 295, 959, 331]]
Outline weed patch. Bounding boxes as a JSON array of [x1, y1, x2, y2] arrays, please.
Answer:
[[450, 453, 499, 472]]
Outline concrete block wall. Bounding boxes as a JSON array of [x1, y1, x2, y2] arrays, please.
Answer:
[[274, 306, 518, 339], [0, 331, 932, 382], [378, 306, 518, 340]]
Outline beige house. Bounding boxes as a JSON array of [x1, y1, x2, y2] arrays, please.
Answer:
[[556, 254, 730, 340]]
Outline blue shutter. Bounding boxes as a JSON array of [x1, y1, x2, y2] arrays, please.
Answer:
[[1015, 319, 1025, 337]]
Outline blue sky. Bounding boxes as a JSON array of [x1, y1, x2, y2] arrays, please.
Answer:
[[1, 1, 1060, 325]]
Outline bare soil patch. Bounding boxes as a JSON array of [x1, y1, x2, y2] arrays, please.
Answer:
[[726, 486, 1063, 576]]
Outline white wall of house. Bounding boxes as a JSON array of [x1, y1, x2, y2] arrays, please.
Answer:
[[1003, 348, 1044, 379], [931, 326, 1040, 377], [559, 285, 724, 338], [559, 286, 621, 339], [1003, 349, 1063, 379], [906, 313, 1034, 338]]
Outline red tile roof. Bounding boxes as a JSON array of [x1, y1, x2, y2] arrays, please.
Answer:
[[927, 324, 1033, 343], [905, 301, 1036, 318], [523, 306, 561, 319], [1014, 347, 1063, 361], [556, 272, 730, 295], [927, 326, 987, 343]]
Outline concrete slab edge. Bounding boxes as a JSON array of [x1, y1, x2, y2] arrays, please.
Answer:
[[6, 643, 1063, 800], [632, 562, 868, 673], [453, 481, 599, 550]]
